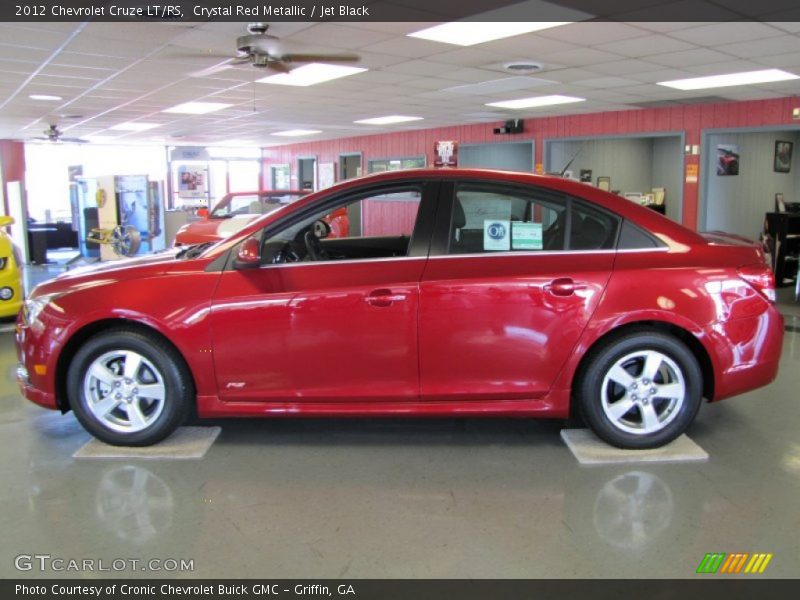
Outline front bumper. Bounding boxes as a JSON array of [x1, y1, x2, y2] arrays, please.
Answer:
[[18, 375, 59, 410], [15, 321, 61, 411]]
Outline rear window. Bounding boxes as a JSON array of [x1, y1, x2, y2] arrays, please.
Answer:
[[617, 220, 665, 250]]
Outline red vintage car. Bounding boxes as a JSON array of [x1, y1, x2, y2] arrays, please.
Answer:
[[16, 169, 783, 448], [173, 190, 306, 246]]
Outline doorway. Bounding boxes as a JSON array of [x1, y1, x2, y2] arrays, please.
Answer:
[[544, 133, 684, 224], [297, 157, 317, 191]]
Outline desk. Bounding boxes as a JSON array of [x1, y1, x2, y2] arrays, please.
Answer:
[[27, 227, 56, 265], [765, 212, 800, 287]]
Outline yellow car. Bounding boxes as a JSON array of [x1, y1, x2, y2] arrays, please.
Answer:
[[0, 216, 23, 318]]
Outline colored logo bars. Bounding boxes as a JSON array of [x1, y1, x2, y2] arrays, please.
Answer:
[[696, 552, 773, 574]]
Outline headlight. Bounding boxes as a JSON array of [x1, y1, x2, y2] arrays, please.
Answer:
[[23, 294, 59, 325]]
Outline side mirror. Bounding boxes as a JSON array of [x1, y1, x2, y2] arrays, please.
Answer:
[[234, 237, 261, 269], [0, 216, 14, 227], [197, 208, 209, 219]]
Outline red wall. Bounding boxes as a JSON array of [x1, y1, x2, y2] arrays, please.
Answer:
[[0, 140, 26, 215], [0, 140, 25, 182], [262, 96, 800, 230]]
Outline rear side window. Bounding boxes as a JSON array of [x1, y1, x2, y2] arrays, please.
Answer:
[[449, 184, 567, 254], [570, 201, 619, 250], [617, 220, 665, 250], [447, 182, 619, 254]]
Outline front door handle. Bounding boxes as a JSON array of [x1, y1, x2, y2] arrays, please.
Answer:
[[544, 277, 586, 297], [365, 288, 407, 307]]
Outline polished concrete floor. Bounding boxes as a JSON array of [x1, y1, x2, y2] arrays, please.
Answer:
[[0, 283, 798, 578]]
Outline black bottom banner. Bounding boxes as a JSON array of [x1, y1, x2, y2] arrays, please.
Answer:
[[4, 579, 800, 600]]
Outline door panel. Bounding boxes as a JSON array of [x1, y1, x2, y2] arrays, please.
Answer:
[[419, 179, 618, 401], [209, 180, 436, 403], [419, 253, 613, 400], [211, 259, 425, 402]]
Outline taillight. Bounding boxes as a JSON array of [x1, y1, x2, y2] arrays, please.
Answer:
[[737, 263, 776, 303]]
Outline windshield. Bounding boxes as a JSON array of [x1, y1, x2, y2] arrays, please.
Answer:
[[211, 192, 305, 218]]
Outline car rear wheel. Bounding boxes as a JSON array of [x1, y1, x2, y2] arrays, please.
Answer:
[[577, 332, 703, 449], [67, 329, 193, 446]]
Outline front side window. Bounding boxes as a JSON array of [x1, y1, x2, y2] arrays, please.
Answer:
[[260, 186, 422, 263], [448, 183, 618, 254]]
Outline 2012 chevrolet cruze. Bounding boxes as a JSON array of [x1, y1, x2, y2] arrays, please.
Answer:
[[16, 169, 784, 448]]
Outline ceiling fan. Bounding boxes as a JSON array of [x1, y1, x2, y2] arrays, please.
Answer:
[[33, 124, 87, 144], [185, 23, 361, 76]]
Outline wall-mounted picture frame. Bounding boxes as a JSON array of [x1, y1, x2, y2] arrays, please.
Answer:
[[774, 140, 793, 173], [596, 176, 611, 191], [716, 144, 739, 176]]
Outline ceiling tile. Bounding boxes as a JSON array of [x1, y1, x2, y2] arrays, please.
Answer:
[[647, 48, 733, 68], [536, 22, 650, 46], [285, 24, 395, 49], [714, 35, 800, 59], [594, 35, 697, 57]]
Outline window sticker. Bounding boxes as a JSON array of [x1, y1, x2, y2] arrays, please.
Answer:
[[484, 219, 510, 251], [512, 222, 543, 250]]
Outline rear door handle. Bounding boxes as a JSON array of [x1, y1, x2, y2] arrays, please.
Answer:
[[365, 288, 407, 307], [544, 278, 586, 297]]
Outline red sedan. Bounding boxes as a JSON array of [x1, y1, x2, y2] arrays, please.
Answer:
[[16, 169, 783, 448], [173, 190, 306, 246]]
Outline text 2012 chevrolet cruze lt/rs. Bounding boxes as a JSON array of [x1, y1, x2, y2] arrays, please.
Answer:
[[16, 169, 784, 448]]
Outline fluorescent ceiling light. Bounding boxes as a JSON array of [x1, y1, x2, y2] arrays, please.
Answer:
[[408, 22, 570, 46], [162, 101, 232, 115], [657, 69, 799, 90], [272, 129, 321, 137], [486, 94, 585, 109], [258, 63, 366, 87], [110, 122, 161, 131], [354, 115, 424, 125], [29, 94, 62, 101]]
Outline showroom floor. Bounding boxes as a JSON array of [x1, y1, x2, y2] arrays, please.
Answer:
[[0, 272, 798, 578]]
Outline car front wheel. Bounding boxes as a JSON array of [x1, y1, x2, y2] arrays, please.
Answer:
[[577, 332, 703, 449], [67, 329, 193, 446]]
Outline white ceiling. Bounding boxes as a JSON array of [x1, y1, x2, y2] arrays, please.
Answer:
[[1, 19, 799, 146]]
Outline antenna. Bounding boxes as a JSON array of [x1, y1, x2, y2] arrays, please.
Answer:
[[559, 146, 583, 177]]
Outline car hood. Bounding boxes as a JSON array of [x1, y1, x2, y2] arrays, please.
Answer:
[[700, 231, 759, 247], [29, 249, 183, 299]]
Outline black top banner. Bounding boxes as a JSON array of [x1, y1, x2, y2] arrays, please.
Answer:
[[2, 0, 800, 22]]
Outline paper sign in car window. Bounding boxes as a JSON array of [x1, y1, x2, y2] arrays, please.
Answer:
[[512, 222, 543, 250], [484, 219, 510, 251]]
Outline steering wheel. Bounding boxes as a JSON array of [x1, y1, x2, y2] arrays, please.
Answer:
[[272, 242, 300, 263], [304, 231, 328, 261]]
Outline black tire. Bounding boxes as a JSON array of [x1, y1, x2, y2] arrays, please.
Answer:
[[67, 328, 194, 446], [577, 331, 703, 449]]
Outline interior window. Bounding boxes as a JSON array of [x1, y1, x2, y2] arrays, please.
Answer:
[[261, 186, 422, 264], [368, 156, 426, 173], [449, 184, 566, 254]]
